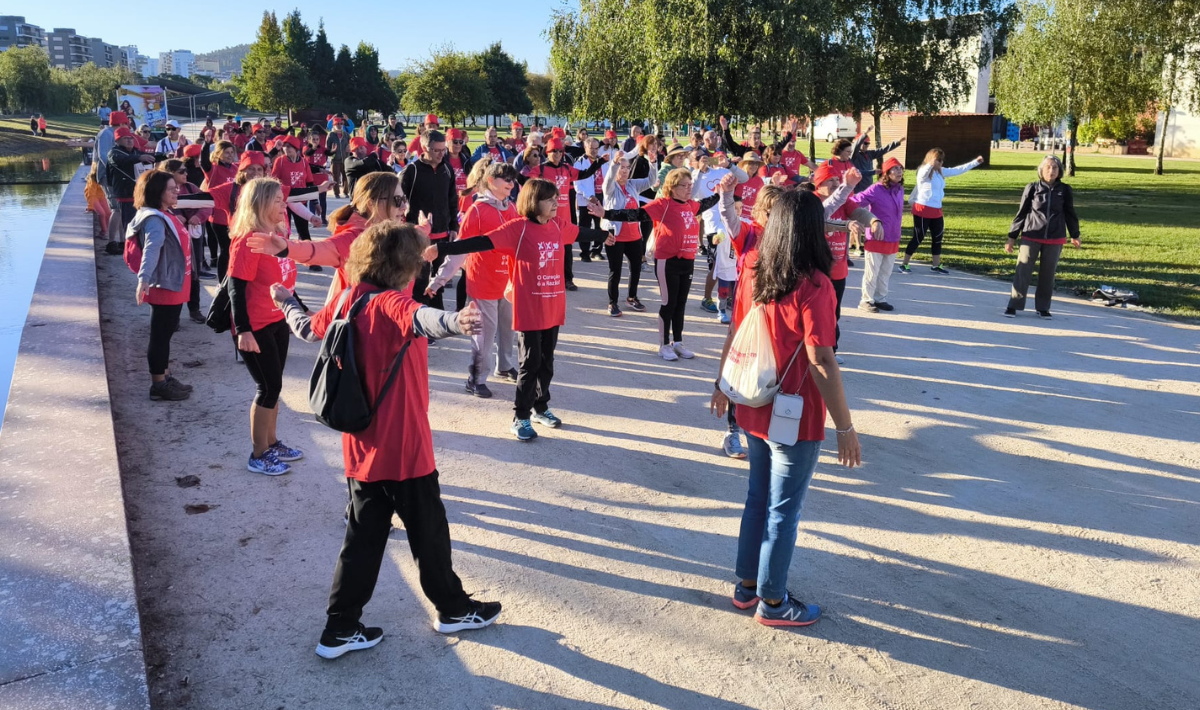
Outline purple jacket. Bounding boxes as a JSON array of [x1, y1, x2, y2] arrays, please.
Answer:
[[857, 181, 905, 247]]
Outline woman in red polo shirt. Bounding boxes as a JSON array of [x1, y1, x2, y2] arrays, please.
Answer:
[[227, 177, 301, 476], [602, 168, 731, 361], [272, 221, 500, 658], [710, 189, 861, 628], [429, 178, 604, 441]]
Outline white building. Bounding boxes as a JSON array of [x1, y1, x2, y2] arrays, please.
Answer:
[[159, 49, 194, 77], [1155, 57, 1200, 159], [144, 57, 160, 77]]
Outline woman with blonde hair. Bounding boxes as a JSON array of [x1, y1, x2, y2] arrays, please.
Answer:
[[227, 177, 302, 476], [900, 148, 983, 274], [1004, 155, 1081, 318], [271, 221, 498, 657]]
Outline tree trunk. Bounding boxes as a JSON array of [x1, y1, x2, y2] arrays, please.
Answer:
[[1064, 76, 1077, 176], [872, 107, 884, 173], [1156, 56, 1178, 176]]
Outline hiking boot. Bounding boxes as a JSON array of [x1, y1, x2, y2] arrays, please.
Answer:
[[625, 297, 645, 312], [316, 623, 383, 660], [435, 599, 502, 634], [149, 378, 190, 401], [269, 441, 304, 462], [858, 301, 879, 313], [754, 593, 821, 628], [700, 297, 718, 313], [732, 583, 761, 610], [531, 410, 562, 428], [608, 303, 622, 317], [247, 450, 290, 476], [511, 419, 537, 442]]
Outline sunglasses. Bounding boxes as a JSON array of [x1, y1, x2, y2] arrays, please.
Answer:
[[174, 169, 187, 175], [452, 140, 465, 145], [168, 127, 179, 131], [391, 194, 407, 208]]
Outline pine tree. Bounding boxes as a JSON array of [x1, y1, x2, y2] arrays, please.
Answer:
[[310, 22, 336, 104], [282, 10, 313, 69], [331, 45, 358, 112]]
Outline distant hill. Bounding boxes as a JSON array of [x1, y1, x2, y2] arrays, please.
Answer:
[[197, 44, 250, 73]]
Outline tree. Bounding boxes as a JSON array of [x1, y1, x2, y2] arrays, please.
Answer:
[[331, 45, 358, 111], [353, 42, 399, 117], [73, 63, 137, 111], [526, 72, 553, 124], [251, 58, 316, 113], [474, 42, 532, 124], [282, 10, 313, 69], [402, 46, 491, 126], [0, 46, 51, 112], [235, 12, 287, 110], [310, 22, 336, 104], [548, 0, 648, 123], [994, 0, 1160, 175], [1149, 0, 1200, 174]]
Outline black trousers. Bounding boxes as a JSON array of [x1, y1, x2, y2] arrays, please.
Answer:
[[240, 319, 290, 408], [289, 208, 312, 241], [656, 257, 694, 344], [413, 252, 446, 310], [209, 223, 231, 281], [832, 278, 846, 351], [906, 215, 945, 257], [606, 238, 644, 304], [455, 273, 467, 311], [515, 326, 559, 420], [565, 207, 608, 280], [325, 472, 471, 633], [148, 303, 182, 376]]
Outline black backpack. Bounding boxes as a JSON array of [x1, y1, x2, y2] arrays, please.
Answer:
[[309, 289, 412, 433]]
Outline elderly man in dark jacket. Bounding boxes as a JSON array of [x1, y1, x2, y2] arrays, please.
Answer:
[[105, 126, 156, 254]]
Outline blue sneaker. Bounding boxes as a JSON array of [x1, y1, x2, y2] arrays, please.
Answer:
[[531, 410, 562, 428], [269, 440, 303, 462], [722, 430, 747, 459], [718, 309, 731, 324], [248, 450, 291, 476], [511, 419, 538, 442], [754, 593, 821, 627], [732, 583, 761, 610], [700, 297, 719, 313]]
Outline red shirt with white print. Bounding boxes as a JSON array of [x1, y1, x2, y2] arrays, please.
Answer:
[[780, 149, 809, 173], [448, 155, 468, 193], [227, 231, 297, 332], [486, 217, 579, 332], [735, 175, 765, 223], [643, 198, 701, 260], [270, 155, 312, 195]]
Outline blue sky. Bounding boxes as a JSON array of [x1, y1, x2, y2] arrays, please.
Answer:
[[22, 1, 560, 71]]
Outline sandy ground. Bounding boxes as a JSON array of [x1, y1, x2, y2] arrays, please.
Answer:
[[95, 205, 1200, 710]]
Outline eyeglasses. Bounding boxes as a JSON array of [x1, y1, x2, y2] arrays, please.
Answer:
[[174, 169, 187, 175]]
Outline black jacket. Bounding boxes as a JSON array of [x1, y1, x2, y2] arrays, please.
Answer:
[[344, 153, 388, 194], [106, 145, 150, 199], [722, 128, 793, 159], [1009, 180, 1080, 242], [401, 159, 459, 234]]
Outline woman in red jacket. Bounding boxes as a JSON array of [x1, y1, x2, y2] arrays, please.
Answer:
[[272, 221, 500, 658], [428, 178, 604, 441]]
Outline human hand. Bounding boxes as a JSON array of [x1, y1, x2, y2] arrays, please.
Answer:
[[247, 231, 287, 256], [309, 215, 321, 227], [717, 173, 737, 193], [837, 428, 862, 468], [140, 155, 155, 164], [843, 168, 862, 188], [422, 244, 438, 262], [586, 200, 604, 218], [237, 332, 260, 353], [458, 300, 482, 335], [605, 235, 616, 247], [1071, 238, 1081, 248], [269, 283, 291, 307], [770, 172, 788, 186], [135, 282, 147, 306], [718, 115, 728, 131], [319, 183, 331, 192], [1004, 238, 1015, 254], [188, 216, 202, 226], [710, 387, 729, 418]]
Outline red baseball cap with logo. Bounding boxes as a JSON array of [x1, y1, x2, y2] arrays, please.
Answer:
[[448, 128, 466, 141], [424, 114, 440, 126]]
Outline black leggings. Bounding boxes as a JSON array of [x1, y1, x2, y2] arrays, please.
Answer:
[[289, 208, 311, 241], [240, 320, 290, 408], [515, 326, 558, 421], [906, 215, 945, 257], [565, 207, 608, 280], [208, 222, 231, 281], [606, 237, 644, 304], [832, 278, 846, 351], [656, 256, 694, 345], [148, 303, 182, 376]]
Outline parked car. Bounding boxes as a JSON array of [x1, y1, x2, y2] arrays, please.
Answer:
[[814, 114, 857, 142]]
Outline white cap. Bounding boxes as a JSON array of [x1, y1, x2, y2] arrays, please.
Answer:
[[165, 120, 180, 129]]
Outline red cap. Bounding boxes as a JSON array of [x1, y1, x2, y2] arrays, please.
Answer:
[[882, 157, 903, 174], [424, 114, 439, 126], [545, 138, 565, 153], [238, 151, 266, 170], [182, 144, 203, 158], [283, 135, 302, 151], [511, 121, 523, 129], [550, 127, 566, 139], [332, 117, 344, 125], [812, 163, 839, 187], [113, 126, 134, 140], [448, 128, 466, 140], [265, 138, 277, 152], [349, 137, 370, 152], [109, 111, 129, 126], [604, 130, 617, 140]]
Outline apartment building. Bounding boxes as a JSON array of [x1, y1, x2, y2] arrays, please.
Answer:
[[0, 16, 47, 51], [46, 27, 92, 69]]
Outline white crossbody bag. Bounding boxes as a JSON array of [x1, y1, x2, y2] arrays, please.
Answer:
[[767, 354, 810, 447]]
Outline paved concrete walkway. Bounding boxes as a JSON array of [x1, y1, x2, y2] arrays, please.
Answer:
[[0, 168, 150, 709], [94, 204, 1199, 710]]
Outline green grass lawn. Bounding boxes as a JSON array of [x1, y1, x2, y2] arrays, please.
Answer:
[[928, 151, 1200, 319], [0, 113, 102, 158]]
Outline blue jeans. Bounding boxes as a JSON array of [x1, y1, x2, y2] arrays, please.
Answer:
[[735, 433, 822, 600]]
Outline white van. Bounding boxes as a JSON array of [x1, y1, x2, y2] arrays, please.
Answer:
[[814, 114, 857, 142]]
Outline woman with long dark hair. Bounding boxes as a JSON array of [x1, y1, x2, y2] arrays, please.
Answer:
[[710, 190, 861, 628]]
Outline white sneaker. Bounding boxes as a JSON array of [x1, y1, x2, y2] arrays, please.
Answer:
[[672, 342, 695, 359], [659, 344, 679, 361]]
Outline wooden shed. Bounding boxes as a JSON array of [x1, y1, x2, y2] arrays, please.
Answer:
[[857, 112, 993, 169]]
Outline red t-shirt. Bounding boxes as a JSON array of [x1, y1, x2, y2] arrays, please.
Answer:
[[825, 158, 852, 182], [534, 163, 578, 210], [486, 217, 578, 332], [448, 156, 468, 193], [612, 183, 641, 243], [732, 249, 837, 442], [408, 136, 423, 155], [643, 198, 701, 260], [227, 232, 298, 332], [307, 147, 329, 185], [735, 176, 765, 223], [912, 202, 943, 219], [825, 194, 862, 281], [325, 213, 369, 297], [232, 133, 250, 151], [310, 284, 435, 483], [270, 156, 312, 194], [461, 200, 517, 300], [202, 162, 238, 226], [144, 213, 192, 306], [759, 164, 795, 183], [780, 149, 809, 173]]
